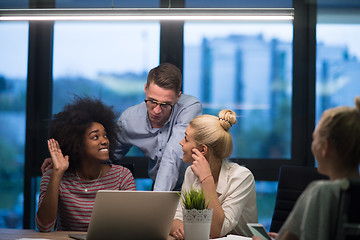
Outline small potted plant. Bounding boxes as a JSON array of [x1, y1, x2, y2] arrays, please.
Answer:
[[180, 188, 213, 240]]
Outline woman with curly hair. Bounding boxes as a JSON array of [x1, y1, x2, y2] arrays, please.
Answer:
[[36, 96, 136, 232], [170, 109, 258, 239]]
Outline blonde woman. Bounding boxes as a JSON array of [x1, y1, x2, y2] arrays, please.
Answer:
[[170, 109, 258, 239], [253, 96, 360, 240]]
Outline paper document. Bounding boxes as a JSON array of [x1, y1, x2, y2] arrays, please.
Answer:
[[213, 234, 252, 240]]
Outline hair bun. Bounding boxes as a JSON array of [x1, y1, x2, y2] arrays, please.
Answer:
[[218, 109, 237, 131]]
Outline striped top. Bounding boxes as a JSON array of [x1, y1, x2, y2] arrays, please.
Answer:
[[36, 164, 136, 232]]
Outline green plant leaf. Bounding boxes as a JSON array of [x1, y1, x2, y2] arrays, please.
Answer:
[[180, 188, 210, 210]]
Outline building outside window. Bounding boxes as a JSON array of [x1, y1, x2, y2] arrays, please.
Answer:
[[0, 22, 28, 229], [316, 17, 360, 122], [183, 21, 292, 229], [51, 21, 160, 189]]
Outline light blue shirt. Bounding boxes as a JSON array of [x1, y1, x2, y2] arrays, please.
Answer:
[[114, 94, 202, 191]]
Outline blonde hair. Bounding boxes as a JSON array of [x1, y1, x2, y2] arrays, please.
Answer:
[[189, 109, 237, 160], [318, 96, 360, 169]]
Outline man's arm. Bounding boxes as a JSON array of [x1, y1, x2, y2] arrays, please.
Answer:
[[113, 140, 131, 164], [112, 116, 132, 164], [153, 100, 202, 191]]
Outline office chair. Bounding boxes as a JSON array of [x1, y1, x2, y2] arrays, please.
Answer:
[[107, 158, 135, 176], [119, 163, 135, 176], [335, 178, 360, 240], [269, 165, 329, 232]]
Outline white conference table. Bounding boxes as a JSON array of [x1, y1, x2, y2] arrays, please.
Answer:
[[0, 228, 176, 240], [0, 228, 252, 240]]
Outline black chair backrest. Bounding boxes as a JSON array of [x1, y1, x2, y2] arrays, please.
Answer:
[[335, 178, 360, 240], [270, 165, 329, 232], [119, 163, 135, 176]]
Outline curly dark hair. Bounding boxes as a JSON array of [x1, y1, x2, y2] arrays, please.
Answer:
[[49, 96, 119, 171]]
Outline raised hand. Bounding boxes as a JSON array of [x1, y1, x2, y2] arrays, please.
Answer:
[[47, 139, 69, 173]]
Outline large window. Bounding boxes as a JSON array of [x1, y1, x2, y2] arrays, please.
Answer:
[[183, 1, 294, 231], [183, 21, 293, 230], [0, 22, 28, 228], [184, 22, 293, 159], [316, 23, 360, 120], [52, 21, 160, 189], [53, 21, 160, 114]]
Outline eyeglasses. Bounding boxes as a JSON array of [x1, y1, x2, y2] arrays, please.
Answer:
[[144, 99, 174, 111]]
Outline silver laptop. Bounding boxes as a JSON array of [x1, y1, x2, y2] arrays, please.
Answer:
[[69, 190, 179, 240]]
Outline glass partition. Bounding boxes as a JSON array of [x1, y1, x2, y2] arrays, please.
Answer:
[[316, 23, 360, 121], [184, 21, 292, 230], [53, 21, 160, 115], [52, 21, 160, 188], [0, 22, 28, 229], [184, 22, 293, 159]]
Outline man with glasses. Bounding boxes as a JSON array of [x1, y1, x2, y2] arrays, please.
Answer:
[[114, 63, 202, 191]]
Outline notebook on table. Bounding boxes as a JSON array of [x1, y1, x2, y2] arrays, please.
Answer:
[[68, 190, 180, 240]]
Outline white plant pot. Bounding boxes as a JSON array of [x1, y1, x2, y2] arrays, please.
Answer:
[[183, 208, 213, 240]]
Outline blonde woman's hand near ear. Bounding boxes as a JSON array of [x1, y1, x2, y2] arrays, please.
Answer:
[[190, 148, 212, 183], [191, 148, 225, 238]]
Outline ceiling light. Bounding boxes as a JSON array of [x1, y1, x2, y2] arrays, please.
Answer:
[[0, 8, 294, 21]]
